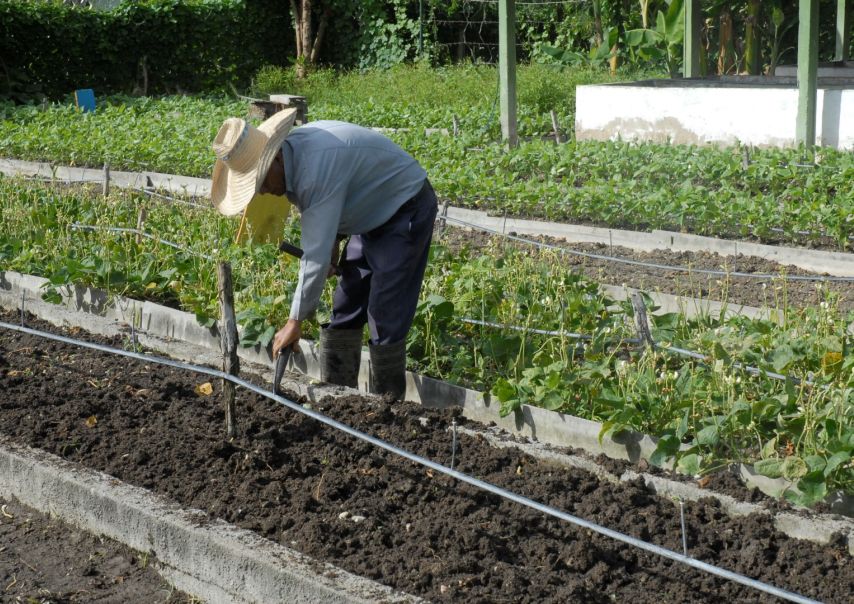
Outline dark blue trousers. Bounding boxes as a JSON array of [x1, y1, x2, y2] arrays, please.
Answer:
[[329, 180, 437, 345]]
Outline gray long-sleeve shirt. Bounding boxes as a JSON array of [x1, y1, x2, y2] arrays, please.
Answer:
[[282, 121, 427, 321]]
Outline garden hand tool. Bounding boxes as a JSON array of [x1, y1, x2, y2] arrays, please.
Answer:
[[273, 346, 292, 395]]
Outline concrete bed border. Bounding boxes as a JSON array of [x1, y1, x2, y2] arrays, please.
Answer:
[[2, 157, 853, 277], [0, 437, 421, 604], [2, 270, 853, 521]]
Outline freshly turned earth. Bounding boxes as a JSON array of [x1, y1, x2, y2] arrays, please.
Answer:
[[0, 313, 851, 603], [438, 227, 854, 314], [0, 496, 191, 603]]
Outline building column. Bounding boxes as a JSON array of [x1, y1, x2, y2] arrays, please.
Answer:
[[683, 0, 702, 77], [498, 0, 518, 147], [797, 0, 819, 147]]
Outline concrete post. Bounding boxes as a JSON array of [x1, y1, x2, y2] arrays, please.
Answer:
[[683, 0, 702, 77], [797, 0, 819, 147], [498, 0, 518, 148], [836, 0, 850, 61]]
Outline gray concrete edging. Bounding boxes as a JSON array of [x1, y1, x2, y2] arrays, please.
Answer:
[[0, 437, 421, 604]]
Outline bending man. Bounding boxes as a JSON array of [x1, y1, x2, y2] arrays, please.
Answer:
[[210, 109, 437, 399]]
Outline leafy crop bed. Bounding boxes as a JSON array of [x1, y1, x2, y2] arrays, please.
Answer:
[[2, 81, 853, 247], [1, 180, 852, 504], [0, 313, 851, 603], [438, 228, 854, 314]]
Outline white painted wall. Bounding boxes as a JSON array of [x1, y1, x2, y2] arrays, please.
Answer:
[[575, 83, 854, 149]]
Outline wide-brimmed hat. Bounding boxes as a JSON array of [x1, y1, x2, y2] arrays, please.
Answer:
[[211, 108, 297, 216]]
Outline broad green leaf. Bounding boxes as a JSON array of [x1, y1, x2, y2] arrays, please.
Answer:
[[677, 453, 701, 476], [781, 456, 808, 481], [804, 455, 826, 474], [771, 345, 795, 372], [696, 424, 719, 447], [824, 451, 851, 477], [754, 458, 784, 478]]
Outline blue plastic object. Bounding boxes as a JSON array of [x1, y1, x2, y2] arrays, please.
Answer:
[[74, 89, 96, 113]]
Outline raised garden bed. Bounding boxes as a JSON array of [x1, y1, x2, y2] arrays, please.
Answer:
[[0, 495, 191, 603], [0, 311, 851, 603]]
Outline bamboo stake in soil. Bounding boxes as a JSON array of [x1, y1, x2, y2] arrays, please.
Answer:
[[217, 262, 240, 438], [135, 207, 147, 245], [550, 110, 562, 144], [102, 164, 110, 197], [631, 293, 655, 349]]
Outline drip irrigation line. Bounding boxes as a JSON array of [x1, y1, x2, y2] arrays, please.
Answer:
[[69, 223, 214, 262], [459, 317, 642, 345], [461, 318, 814, 386], [659, 343, 814, 387], [20, 175, 94, 185], [14, 175, 208, 209], [0, 320, 820, 604], [442, 215, 854, 283], [461, 317, 593, 339], [136, 187, 209, 209]]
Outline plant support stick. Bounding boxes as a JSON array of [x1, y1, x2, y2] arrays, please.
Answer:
[[217, 262, 240, 438], [102, 164, 110, 197]]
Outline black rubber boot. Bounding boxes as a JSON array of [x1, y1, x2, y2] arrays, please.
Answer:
[[369, 340, 407, 400], [319, 326, 363, 388]]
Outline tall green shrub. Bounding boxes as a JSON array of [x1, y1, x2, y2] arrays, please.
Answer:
[[0, 0, 293, 101]]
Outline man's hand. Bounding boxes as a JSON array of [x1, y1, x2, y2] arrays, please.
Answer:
[[273, 319, 302, 358]]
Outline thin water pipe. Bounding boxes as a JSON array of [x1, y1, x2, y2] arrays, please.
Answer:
[[460, 316, 813, 387], [69, 223, 214, 261], [136, 187, 209, 209], [0, 320, 821, 604], [443, 215, 854, 283]]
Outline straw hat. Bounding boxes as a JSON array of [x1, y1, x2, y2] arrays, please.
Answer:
[[211, 108, 297, 216]]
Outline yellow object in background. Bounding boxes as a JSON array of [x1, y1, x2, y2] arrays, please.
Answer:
[[235, 193, 290, 245]]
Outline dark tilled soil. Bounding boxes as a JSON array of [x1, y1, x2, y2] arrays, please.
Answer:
[[0, 496, 191, 604], [437, 227, 854, 314], [0, 314, 851, 603]]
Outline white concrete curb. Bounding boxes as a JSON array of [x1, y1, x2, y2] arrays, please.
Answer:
[[0, 437, 421, 604]]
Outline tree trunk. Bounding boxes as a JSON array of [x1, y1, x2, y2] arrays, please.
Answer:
[[717, 8, 736, 75], [639, 0, 649, 29], [744, 0, 761, 75], [592, 0, 603, 47], [292, 0, 326, 78]]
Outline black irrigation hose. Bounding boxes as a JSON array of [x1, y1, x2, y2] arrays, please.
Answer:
[[0, 320, 822, 604], [442, 215, 854, 283]]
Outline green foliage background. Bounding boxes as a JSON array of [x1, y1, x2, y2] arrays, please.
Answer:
[[0, 0, 292, 101]]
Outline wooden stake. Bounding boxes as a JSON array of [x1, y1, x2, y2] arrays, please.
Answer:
[[217, 262, 240, 438], [631, 292, 655, 349], [102, 164, 110, 197], [452, 114, 460, 137], [135, 207, 147, 245], [437, 199, 450, 239], [550, 110, 562, 144]]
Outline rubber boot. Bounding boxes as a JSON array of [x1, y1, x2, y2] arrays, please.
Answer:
[[319, 326, 363, 388], [369, 340, 407, 400]]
